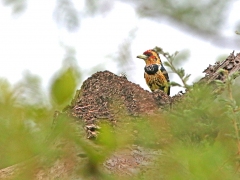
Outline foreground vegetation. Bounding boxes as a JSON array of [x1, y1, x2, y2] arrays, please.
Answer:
[[1, 50, 240, 179]]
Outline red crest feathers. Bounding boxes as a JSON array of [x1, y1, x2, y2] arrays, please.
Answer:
[[143, 50, 153, 56]]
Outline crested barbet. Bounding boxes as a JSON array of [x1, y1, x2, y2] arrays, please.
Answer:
[[137, 49, 170, 95]]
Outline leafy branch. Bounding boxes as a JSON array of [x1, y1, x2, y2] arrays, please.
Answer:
[[153, 46, 191, 91], [218, 69, 240, 154]]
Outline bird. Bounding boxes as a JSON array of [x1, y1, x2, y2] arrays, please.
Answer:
[[137, 49, 170, 95]]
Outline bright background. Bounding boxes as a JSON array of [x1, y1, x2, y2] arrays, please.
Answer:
[[0, 0, 240, 96]]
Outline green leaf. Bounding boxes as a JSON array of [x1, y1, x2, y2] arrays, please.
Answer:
[[235, 30, 240, 35], [183, 74, 191, 82], [170, 81, 182, 87], [177, 68, 185, 78], [172, 50, 189, 66], [173, 51, 179, 57], [163, 61, 171, 68], [50, 67, 80, 106], [231, 71, 240, 79], [217, 68, 227, 74], [214, 80, 224, 84]]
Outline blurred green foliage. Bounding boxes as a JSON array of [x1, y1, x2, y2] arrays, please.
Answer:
[[133, 0, 231, 33], [1, 53, 240, 179], [50, 67, 80, 107], [54, 0, 80, 31], [1, 0, 240, 179], [0, 45, 82, 177], [2, 0, 239, 47], [107, 28, 137, 75], [0, 76, 53, 169], [2, 0, 27, 14], [50, 45, 81, 108]]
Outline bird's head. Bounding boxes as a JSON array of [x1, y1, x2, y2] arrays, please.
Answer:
[[136, 49, 161, 66]]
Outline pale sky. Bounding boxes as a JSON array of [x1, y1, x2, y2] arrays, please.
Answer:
[[0, 1, 239, 96]]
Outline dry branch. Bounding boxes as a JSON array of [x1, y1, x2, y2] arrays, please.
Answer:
[[202, 51, 240, 83]]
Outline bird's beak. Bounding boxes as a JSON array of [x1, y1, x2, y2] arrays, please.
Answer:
[[136, 54, 148, 60]]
